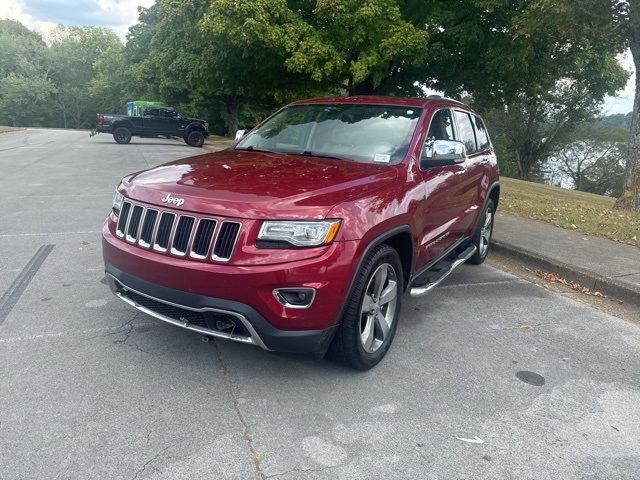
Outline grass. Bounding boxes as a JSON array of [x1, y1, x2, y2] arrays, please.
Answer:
[[500, 177, 640, 248], [206, 135, 235, 146], [0, 126, 24, 134]]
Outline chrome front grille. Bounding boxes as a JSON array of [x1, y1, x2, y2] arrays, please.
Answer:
[[154, 212, 175, 252], [191, 219, 217, 259], [138, 209, 158, 247], [213, 222, 241, 261], [171, 216, 195, 256], [126, 205, 143, 242], [116, 200, 241, 262]]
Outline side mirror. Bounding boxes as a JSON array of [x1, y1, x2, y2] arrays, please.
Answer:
[[421, 140, 467, 167], [234, 129, 246, 142]]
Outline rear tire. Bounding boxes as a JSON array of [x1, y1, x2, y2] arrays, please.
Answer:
[[186, 130, 204, 147], [113, 127, 132, 144], [327, 244, 403, 370], [468, 199, 495, 265]]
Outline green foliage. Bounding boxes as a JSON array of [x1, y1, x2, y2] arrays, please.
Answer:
[[200, 0, 317, 133], [0, 0, 632, 160], [483, 83, 611, 180], [48, 26, 123, 128], [285, 0, 428, 95], [414, 0, 628, 108], [0, 20, 54, 126], [0, 73, 55, 127], [595, 113, 633, 131], [549, 123, 628, 197]]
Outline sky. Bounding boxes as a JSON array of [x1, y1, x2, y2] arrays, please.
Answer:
[[0, 0, 636, 115]]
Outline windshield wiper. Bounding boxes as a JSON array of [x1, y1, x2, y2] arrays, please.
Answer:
[[234, 146, 280, 154], [297, 151, 349, 161]]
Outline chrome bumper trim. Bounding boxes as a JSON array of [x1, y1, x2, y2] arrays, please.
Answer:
[[106, 273, 270, 350]]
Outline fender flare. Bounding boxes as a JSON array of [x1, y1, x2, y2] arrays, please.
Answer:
[[333, 225, 413, 326], [185, 123, 205, 136], [473, 181, 500, 232]]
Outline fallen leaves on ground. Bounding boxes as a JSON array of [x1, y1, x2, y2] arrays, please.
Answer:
[[537, 271, 606, 298], [500, 177, 640, 248]]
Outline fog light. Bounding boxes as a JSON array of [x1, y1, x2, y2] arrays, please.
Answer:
[[273, 288, 316, 309]]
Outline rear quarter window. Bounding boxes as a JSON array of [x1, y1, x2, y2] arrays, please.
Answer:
[[473, 116, 491, 151], [454, 111, 477, 154]]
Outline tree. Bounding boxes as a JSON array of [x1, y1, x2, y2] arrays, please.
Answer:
[[549, 123, 627, 196], [200, 0, 319, 135], [48, 26, 123, 128], [563, 0, 640, 210], [615, 0, 640, 210], [0, 20, 55, 127], [483, 84, 610, 180], [405, 1, 627, 109], [0, 73, 56, 127], [90, 42, 134, 115], [284, 0, 428, 95]]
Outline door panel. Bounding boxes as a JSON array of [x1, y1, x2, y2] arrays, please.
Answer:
[[415, 108, 467, 263], [448, 110, 483, 238], [141, 108, 163, 135]]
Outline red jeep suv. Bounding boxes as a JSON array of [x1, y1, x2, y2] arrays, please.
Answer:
[[102, 96, 499, 370]]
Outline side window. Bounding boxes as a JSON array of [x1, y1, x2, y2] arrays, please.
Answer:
[[454, 110, 477, 154], [473, 115, 491, 151], [146, 108, 160, 117], [426, 109, 455, 142]]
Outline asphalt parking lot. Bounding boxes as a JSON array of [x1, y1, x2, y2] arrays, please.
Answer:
[[1, 129, 640, 479]]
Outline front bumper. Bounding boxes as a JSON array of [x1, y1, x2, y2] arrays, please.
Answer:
[[103, 217, 358, 354], [106, 264, 337, 355]]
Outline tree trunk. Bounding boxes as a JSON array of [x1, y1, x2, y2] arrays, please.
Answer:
[[225, 95, 239, 138], [614, 3, 640, 211], [515, 149, 533, 180], [348, 77, 375, 96]]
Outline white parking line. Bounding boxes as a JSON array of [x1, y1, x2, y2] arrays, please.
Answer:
[[0, 322, 161, 344]]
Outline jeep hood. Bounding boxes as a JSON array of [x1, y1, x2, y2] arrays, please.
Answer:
[[122, 150, 398, 219]]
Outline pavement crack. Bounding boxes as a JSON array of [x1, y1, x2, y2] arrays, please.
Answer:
[[213, 340, 265, 480], [88, 313, 138, 340], [144, 420, 155, 445], [101, 313, 155, 356], [131, 446, 168, 480], [265, 463, 346, 479]]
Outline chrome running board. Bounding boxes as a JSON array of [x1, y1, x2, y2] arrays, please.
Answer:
[[410, 245, 477, 297]]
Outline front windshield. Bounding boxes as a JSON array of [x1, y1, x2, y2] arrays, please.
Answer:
[[236, 104, 422, 164]]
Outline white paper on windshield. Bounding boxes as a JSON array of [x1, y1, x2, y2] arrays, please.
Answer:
[[374, 153, 391, 163]]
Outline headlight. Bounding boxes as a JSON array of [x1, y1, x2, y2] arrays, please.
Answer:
[[257, 220, 341, 247], [112, 190, 124, 217]]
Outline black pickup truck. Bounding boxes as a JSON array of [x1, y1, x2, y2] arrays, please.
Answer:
[[95, 107, 209, 147]]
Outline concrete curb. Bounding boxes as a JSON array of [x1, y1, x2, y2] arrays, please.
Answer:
[[491, 240, 640, 308]]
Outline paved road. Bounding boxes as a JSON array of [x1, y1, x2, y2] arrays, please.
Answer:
[[1, 129, 639, 479]]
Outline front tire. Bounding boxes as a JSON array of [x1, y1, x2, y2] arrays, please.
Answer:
[[185, 130, 205, 147], [328, 244, 403, 370], [113, 127, 132, 144], [468, 199, 495, 265]]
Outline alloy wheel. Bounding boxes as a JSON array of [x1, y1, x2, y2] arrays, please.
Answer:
[[359, 263, 398, 353], [479, 207, 493, 257]]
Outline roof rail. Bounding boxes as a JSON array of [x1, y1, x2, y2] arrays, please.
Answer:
[[426, 94, 465, 104]]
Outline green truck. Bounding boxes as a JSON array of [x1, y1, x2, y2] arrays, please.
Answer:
[[125, 101, 165, 117]]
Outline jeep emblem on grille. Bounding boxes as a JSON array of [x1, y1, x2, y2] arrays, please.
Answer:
[[162, 194, 185, 207]]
